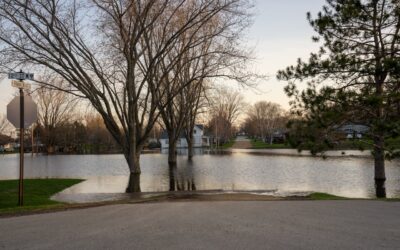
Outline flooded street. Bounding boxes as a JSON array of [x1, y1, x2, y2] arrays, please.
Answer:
[[1, 150, 400, 199]]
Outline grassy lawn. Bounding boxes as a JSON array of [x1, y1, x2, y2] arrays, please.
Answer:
[[251, 139, 289, 149], [0, 151, 18, 155], [0, 179, 83, 214], [308, 192, 347, 200], [221, 139, 235, 149]]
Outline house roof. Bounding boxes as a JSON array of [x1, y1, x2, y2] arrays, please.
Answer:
[[337, 123, 369, 133], [160, 124, 205, 139], [160, 130, 186, 139]]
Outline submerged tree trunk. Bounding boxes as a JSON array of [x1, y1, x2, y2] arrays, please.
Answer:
[[186, 132, 194, 161], [125, 147, 141, 193], [373, 79, 386, 198], [168, 162, 177, 191], [374, 135, 386, 198], [185, 117, 196, 161], [186, 160, 196, 191], [168, 133, 178, 166]]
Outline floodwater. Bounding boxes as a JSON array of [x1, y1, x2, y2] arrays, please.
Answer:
[[1, 149, 400, 201]]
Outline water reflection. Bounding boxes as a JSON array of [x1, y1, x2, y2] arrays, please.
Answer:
[[1, 151, 400, 199], [168, 161, 196, 191]]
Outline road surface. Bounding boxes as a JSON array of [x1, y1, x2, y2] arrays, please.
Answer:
[[1, 201, 400, 249], [232, 136, 252, 149]]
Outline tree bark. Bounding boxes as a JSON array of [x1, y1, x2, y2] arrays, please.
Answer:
[[374, 134, 386, 198], [125, 147, 141, 193], [168, 134, 178, 166], [187, 136, 194, 161], [168, 162, 177, 191]]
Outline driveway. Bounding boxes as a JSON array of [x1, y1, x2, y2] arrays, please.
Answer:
[[1, 201, 399, 249]]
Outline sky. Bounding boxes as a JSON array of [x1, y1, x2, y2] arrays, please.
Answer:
[[0, 0, 327, 115], [242, 0, 326, 109]]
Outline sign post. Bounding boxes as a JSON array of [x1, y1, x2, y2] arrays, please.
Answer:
[[7, 70, 36, 206], [19, 88, 24, 206]]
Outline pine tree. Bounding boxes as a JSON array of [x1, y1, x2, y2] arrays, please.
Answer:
[[278, 0, 400, 198]]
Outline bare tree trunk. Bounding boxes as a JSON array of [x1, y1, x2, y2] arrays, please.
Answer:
[[187, 160, 196, 190], [168, 162, 177, 191], [125, 147, 141, 193], [374, 134, 386, 198], [187, 138, 194, 161], [168, 133, 178, 166], [374, 79, 386, 198], [186, 126, 195, 161]]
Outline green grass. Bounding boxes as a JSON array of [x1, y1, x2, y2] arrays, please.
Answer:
[[308, 192, 347, 200], [330, 137, 400, 150], [307, 192, 400, 201], [221, 139, 235, 149], [0, 179, 83, 213], [0, 151, 18, 154], [250, 139, 289, 149]]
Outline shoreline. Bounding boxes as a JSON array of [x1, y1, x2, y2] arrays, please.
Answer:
[[2, 191, 399, 218], [1, 148, 376, 158]]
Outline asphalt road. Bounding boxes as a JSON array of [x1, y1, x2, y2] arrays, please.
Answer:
[[1, 201, 400, 250]]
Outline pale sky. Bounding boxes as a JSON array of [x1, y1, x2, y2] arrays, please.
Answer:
[[242, 0, 325, 109], [0, 0, 326, 115]]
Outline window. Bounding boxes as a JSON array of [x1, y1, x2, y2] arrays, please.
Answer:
[[165, 139, 169, 145]]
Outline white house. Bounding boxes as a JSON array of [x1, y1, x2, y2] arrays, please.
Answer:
[[160, 125, 210, 149]]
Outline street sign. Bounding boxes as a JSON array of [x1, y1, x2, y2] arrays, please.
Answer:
[[6, 73, 36, 206], [11, 80, 31, 90], [8, 72, 34, 81], [7, 95, 38, 128]]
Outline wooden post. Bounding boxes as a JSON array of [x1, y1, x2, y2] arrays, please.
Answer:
[[18, 87, 24, 206]]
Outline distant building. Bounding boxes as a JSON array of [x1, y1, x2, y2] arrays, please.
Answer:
[[337, 123, 369, 139], [271, 129, 287, 143], [160, 125, 210, 149], [3, 142, 18, 152]]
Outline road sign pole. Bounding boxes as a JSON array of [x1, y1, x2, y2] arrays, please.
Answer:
[[18, 87, 24, 206], [7, 70, 37, 206]]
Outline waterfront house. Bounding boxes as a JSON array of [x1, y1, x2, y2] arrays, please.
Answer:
[[160, 125, 210, 149]]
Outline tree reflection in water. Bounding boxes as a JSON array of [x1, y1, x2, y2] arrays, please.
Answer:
[[169, 160, 196, 191]]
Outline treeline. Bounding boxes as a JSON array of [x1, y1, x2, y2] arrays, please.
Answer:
[[33, 115, 120, 154], [0, 0, 257, 192], [242, 101, 289, 144]]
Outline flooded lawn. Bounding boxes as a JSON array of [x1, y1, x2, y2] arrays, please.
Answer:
[[1, 149, 400, 200]]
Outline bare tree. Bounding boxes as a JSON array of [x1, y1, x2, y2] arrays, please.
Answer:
[[246, 101, 284, 143], [35, 77, 78, 153], [148, 0, 254, 165], [183, 80, 209, 160], [208, 87, 246, 143], [0, 0, 253, 192]]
